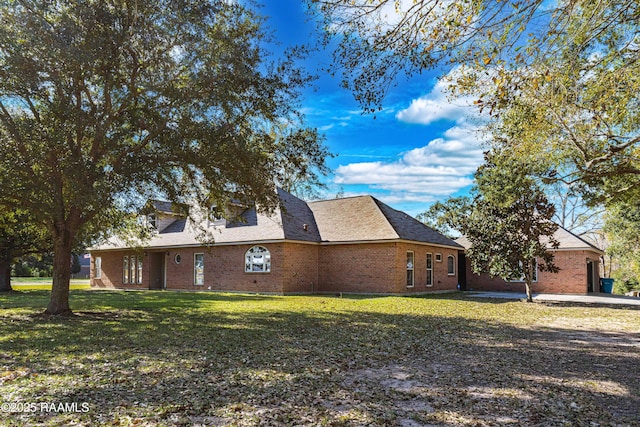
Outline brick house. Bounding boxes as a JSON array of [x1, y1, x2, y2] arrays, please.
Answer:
[[456, 227, 604, 294], [90, 188, 463, 294]]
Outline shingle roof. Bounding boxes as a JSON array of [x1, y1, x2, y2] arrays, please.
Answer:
[[150, 200, 183, 214], [93, 189, 461, 250], [455, 226, 604, 253], [308, 196, 398, 241], [553, 226, 604, 253], [277, 188, 321, 242], [307, 195, 462, 248], [373, 198, 463, 247]]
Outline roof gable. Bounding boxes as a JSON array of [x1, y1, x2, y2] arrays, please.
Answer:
[[308, 195, 462, 248], [308, 196, 399, 242], [552, 226, 604, 252], [372, 198, 462, 248]]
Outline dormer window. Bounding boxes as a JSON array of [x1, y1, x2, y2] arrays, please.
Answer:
[[147, 213, 157, 230], [208, 205, 225, 227], [210, 206, 223, 221]]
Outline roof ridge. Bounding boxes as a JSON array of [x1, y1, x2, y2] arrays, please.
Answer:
[[369, 197, 401, 240], [308, 194, 374, 204], [555, 224, 604, 252]]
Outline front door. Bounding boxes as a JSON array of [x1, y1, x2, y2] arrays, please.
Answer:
[[586, 260, 594, 293], [458, 252, 467, 291], [149, 252, 165, 290]]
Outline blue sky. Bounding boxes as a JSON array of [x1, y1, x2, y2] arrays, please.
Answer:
[[262, 2, 486, 216]]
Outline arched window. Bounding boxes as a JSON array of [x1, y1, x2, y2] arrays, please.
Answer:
[[245, 246, 271, 273], [447, 255, 456, 276]]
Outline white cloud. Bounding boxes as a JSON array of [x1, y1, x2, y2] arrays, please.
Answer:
[[334, 121, 486, 203], [396, 68, 477, 125]]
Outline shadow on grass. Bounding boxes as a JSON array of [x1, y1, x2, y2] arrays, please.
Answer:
[[1, 291, 639, 425]]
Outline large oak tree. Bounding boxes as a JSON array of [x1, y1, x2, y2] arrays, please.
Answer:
[[0, 0, 329, 314], [310, 0, 639, 204]]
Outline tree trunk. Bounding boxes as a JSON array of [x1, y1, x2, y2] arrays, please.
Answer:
[[46, 226, 75, 315], [0, 249, 12, 292], [524, 281, 533, 302]]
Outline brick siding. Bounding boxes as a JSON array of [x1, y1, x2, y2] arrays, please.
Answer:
[[464, 249, 602, 294], [92, 241, 460, 294]]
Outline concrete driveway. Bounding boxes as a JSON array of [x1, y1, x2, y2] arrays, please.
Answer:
[[466, 291, 640, 307]]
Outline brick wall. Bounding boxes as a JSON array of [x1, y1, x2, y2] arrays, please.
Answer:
[[164, 245, 286, 293], [92, 241, 462, 294], [464, 249, 602, 294], [398, 243, 460, 294], [281, 243, 319, 293], [317, 243, 398, 293], [91, 250, 148, 290], [317, 242, 459, 294]]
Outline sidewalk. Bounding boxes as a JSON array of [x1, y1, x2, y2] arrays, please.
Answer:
[[466, 291, 640, 307]]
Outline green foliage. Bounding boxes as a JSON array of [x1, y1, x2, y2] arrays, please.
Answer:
[[311, 0, 548, 112], [0, 0, 329, 312], [468, 153, 560, 301], [269, 124, 335, 200], [0, 209, 50, 290], [483, 1, 640, 206], [11, 254, 54, 278], [605, 201, 640, 287], [421, 152, 559, 301], [71, 253, 82, 275], [416, 197, 472, 238]]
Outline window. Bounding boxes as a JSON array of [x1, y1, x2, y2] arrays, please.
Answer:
[[174, 254, 182, 264], [508, 260, 538, 282], [147, 213, 157, 229], [123, 255, 142, 284], [426, 253, 433, 287], [208, 205, 225, 226], [129, 255, 136, 284], [435, 253, 442, 262], [94, 257, 102, 279], [245, 246, 271, 273], [406, 251, 414, 287], [123, 256, 129, 284], [194, 253, 204, 285], [447, 255, 455, 276], [137, 256, 143, 285]]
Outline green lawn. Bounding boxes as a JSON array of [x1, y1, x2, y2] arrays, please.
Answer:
[[1, 291, 639, 426], [10, 278, 91, 291]]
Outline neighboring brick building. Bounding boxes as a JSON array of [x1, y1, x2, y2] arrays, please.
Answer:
[[456, 227, 604, 294], [90, 188, 463, 294]]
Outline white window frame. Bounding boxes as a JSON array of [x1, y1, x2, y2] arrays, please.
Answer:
[[447, 255, 456, 276], [435, 253, 442, 262], [130, 255, 136, 284], [123, 256, 129, 284], [194, 253, 204, 286], [245, 246, 271, 273], [147, 213, 157, 230], [136, 255, 143, 285], [123, 255, 142, 284], [426, 253, 433, 287], [406, 251, 415, 288], [94, 256, 102, 279]]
